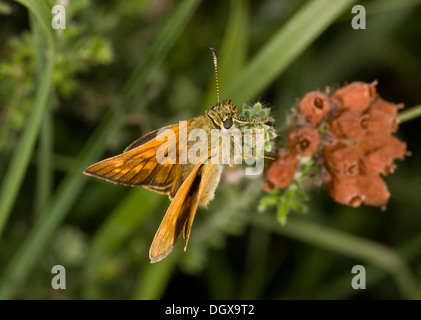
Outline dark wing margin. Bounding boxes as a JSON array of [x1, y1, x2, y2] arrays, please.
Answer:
[[83, 121, 193, 200], [124, 124, 176, 152]]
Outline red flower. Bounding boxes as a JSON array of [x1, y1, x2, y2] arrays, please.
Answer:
[[364, 108, 398, 136], [358, 136, 407, 176], [328, 110, 369, 141], [263, 150, 297, 191], [323, 143, 360, 176], [358, 175, 390, 207], [287, 126, 320, 156], [263, 81, 407, 210], [326, 176, 364, 207], [297, 92, 330, 127], [370, 97, 403, 118], [331, 81, 377, 113]]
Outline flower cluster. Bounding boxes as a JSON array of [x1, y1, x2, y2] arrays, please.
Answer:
[[263, 81, 408, 209], [237, 102, 277, 155]]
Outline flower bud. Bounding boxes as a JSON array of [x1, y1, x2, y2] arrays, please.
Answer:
[[297, 92, 330, 126], [328, 110, 369, 141], [331, 81, 377, 113], [263, 150, 297, 191], [287, 126, 320, 156], [358, 175, 390, 207], [364, 109, 398, 136], [326, 176, 364, 207], [323, 144, 360, 176], [359, 135, 407, 176]]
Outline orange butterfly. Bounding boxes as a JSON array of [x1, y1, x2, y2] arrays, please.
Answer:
[[84, 49, 270, 262]]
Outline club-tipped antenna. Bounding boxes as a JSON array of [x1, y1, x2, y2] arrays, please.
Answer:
[[210, 47, 220, 106]]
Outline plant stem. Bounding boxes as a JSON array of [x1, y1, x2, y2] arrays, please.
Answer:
[[123, 0, 201, 97], [0, 42, 54, 238], [0, 110, 119, 300], [30, 10, 53, 219], [0, 0, 202, 299], [398, 104, 421, 123], [251, 214, 419, 299]]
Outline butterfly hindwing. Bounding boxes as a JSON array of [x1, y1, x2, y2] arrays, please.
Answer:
[[149, 151, 222, 263], [149, 158, 205, 263]]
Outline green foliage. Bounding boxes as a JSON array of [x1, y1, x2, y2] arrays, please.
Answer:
[[259, 181, 309, 225], [0, 0, 112, 151], [237, 101, 277, 154], [0, 1, 13, 14], [0, 32, 36, 151]]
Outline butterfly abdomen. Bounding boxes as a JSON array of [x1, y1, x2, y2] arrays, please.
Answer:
[[197, 164, 223, 206]]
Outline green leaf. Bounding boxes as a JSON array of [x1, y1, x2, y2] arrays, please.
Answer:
[[0, 0, 57, 237], [132, 252, 177, 300], [0, 110, 119, 299], [294, 188, 309, 202], [85, 188, 163, 298], [203, 0, 249, 108], [0, 0, 201, 299], [257, 108, 270, 119], [268, 130, 277, 139], [258, 196, 279, 212], [277, 198, 290, 225], [243, 110, 252, 119], [123, 0, 201, 97], [0, 0, 12, 14], [290, 199, 308, 214], [253, 102, 262, 113]]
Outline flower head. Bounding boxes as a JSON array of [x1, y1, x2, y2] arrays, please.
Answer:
[[297, 92, 330, 126], [263, 150, 297, 191], [263, 81, 408, 211], [287, 126, 320, 156]]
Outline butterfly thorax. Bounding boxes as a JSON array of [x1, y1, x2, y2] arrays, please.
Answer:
[[206, 100, 237, 130]]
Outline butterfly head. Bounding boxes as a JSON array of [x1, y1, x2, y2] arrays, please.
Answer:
[[207, 100, 238, 130]]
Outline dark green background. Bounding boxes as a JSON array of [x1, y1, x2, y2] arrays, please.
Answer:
[[0, 0, 420, 299]]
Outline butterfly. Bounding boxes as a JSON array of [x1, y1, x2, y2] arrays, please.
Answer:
[[84, 49, 272, 263]]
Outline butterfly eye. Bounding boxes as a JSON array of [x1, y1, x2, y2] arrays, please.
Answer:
[[223, 117, 233, 129]]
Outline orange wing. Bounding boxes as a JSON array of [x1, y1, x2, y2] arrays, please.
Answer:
[[149, 149, 220, 263], [149, 158, 205, 263], [83, 121, 193, 200]]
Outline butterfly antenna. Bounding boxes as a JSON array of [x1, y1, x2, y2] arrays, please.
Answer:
[[210, 47, 220, 106]]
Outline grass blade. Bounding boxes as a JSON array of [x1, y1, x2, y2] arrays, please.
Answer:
[[0, 0, 202, 299], [223, 0, 357, 103], [123, 0, 202, 97], [315, 233, 421, 299], [84, 188, 163, 299], [0, 0, 56, 237], [133, 251, 176, 300], [0, 110, 119, 299], [203, 0, 249, 108], [251, 214, 419, 299], [30, 10, 53, 218]]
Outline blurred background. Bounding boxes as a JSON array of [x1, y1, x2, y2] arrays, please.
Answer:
[[0, 0, 421, 299]]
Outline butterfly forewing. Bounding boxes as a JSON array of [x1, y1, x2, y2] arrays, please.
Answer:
[[84, 120, 194, 200]]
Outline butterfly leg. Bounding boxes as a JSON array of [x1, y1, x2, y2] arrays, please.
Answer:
[[232, 141, 274, 160]]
